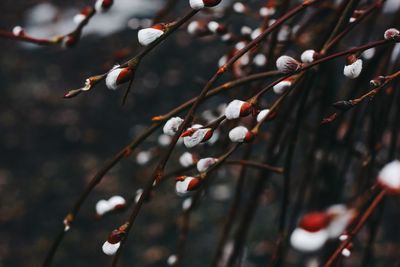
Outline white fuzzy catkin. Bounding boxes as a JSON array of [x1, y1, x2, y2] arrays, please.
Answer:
[[138, 28, 164, 46], [197, 157, 218, 172], [290, 228, 329, 252], [183, 128, 211, 148], [233, 2, 245, 13], [190, 0, 205, 9], [182, 198, 193, 211], [108, 195, 126, 207], [95, 0, 111, 13], [254, 54, 267, 66], [224, 100, 246, 120], [105, 65, 123, 90], [256, 109, 270, 122], [207, 21, 220, 33], [377, 160, 400, 191], [176, 177, 197, 195], [326, 204, 354, 238], [276, 55, 300, 73], [187, 21, 199, 35], [96, 200, 111, 216], [163, 117, 184, 136], [12, 26, 23, 36], [273, 80, 292, 94], [343, 59, 363, 79], [229, 126, 249, 143], [179, 152, 195, 167], [73, 14, 86, 25], [136, 150, 152, 165], [301, 49, 316, 63], [167, 254, 178, 266], [102, 241, 120, 256]]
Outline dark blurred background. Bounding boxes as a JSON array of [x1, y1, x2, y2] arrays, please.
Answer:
[[1, 1, 400, 267]]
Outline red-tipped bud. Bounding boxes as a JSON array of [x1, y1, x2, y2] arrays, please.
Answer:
[[105, 65, 134, 90], [276, 55, 301, 73], [384, 28, 400, 41], [224, 99, 253, 120], [95, 0, 113, 13], [189, 0, 221, 10]]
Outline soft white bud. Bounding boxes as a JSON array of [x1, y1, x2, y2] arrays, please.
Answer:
[[187, 21, 199, 35], [136, 150, 152, 165], [96, 200, 111, 216], [182, 198, 193, 211], [256, 109, 270, 122], [343, 59, 363, 79], [179, 152, 195, 167], [73, 14, 86, 25], [276, 55, 300, 73], [176, 177, 200, 195], [138, 27, 164, 46], [224, 99, 248, 120], [108, 195, 126, 208], [301, 49, 316, 63], [207, 21, 220, 33], [259, 7, 275, 17], [102, 241, 120, 256], [167, 254, 178, 266], [341, 248, 351, 257], [229, 126, 250, 143], [290, 228, 329, 252], [377, 160, 400, 192], [12, 26, 23, 36], [163, 117, 184, 136], [233, 2, 245, 13], [190, 0, 205, 9], [183, 127, 212, 148], [273, 80, 292, 94], [197, 157, 218, 172], [240, 26, 252, 35], [251, 28, 262, 40], [253, 54, 267, 66], [158, 134, 172, 146]]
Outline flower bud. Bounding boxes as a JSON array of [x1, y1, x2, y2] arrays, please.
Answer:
[[95, 0, 113, 13], [179, 152, 197, 167], [300, 49, 317, 63], [163, 117, 184, 136], [228, 126, 254, 143], [175, 176, 201, 195], [273, 78, 292, 94], [253, 54, 267, 66], [108, 195, 126, 210], [136, 150, 152, 165], [325, 204, 355, 238], [290, 212, 330, 252], [182, 198, 193, 211], [105, 65, 134, 90], [232, 2, 246, 13], [207, 21, 227, 34], [73, 6, 93, 24], [224, 100, 253, 120], [197, 157, 218, 172], [377, 160, 400, 193], [167, 254, 178, 266], [12, 26, 24, 36], [384, 28, 400, 41], [189, 0, 222, 10], [138, 23, 166, 46], [256, 109, 270, 122], [276, 55, 301, 73], [182, 126, 214, 148], [343, 56, 362, 79], [102, 241, 120, 256], [96, 200, 111, 216]]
